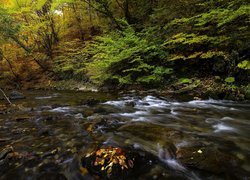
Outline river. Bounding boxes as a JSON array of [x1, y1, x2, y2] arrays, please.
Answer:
[[0, 90, 250, 179]]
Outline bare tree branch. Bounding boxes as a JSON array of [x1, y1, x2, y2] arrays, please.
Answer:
[[0, 88, 12, 105]]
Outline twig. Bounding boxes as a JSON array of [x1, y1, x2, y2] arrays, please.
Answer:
[[0, 88, 12, 105]]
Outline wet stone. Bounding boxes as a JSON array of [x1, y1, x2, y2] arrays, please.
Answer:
[[118, 122, 183, 142], [37, 172, 67, 180], [13, 115, 32, 122], [38, 106, 53, 111], [80, 145, 159, 180], [176, 146, 241, 174], [86, 115, 129, 132], [38, 128, 53, 136], [0, 146, 13, 161], [79, 98, 101, 106], [37, 115, 62, 122], [9, 91, 25, 100], [0, 104, 8, 114], [93, 105, 122, 114], [0, 138, 11, 142]]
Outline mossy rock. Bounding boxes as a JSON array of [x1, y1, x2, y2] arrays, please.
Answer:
[[176, 146, 241, 174]]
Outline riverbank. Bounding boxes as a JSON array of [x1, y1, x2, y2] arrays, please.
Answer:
[[1, 76, 249, 102]]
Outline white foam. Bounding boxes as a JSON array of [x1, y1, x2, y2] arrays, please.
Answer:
[[103, 100, 126, 107], [213, 123, 236, 132], [49, 107, 71, 113], [138, 96, 169, 109], [74, 113, 83, 119], [221, 117, 234, 121], [170, 108, 178, 115], [131, 117, 149, 122], [119, 111, 149, 117], [35, 96, 54, 100], [176, 141, 189, 148], [165, 159, 186, 171]]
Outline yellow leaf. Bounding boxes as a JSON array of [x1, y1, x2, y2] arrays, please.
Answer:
[[87, 125, 93, 132], [107, 167, 112, 174], [80, 167, 88, 175]]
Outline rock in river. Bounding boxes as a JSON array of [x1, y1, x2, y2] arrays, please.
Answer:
[[9, 91, 25, 100], [80, 145, 159, 179], [176, 146, 241, 175]]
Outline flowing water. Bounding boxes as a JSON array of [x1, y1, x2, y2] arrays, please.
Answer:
[[0, 90, 250, 179]]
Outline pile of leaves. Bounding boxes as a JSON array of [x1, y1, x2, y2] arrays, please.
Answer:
[[81, 146, 135, 178]]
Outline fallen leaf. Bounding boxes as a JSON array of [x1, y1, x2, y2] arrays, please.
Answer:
[[80, 167, 88, 175]]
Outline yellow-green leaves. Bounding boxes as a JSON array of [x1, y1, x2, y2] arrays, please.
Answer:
[[225, 77, 235, 83], [35, 0, 48, 10], [238, 60, 250, 70]]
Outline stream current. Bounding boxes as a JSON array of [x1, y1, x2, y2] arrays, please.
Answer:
[[0, 90, 250, 179]]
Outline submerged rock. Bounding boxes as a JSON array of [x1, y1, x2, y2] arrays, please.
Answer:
[[85, 115, 129, 133], [37, 172, 67, 180], [0, 146, 13, 161], [0, 146, 21, 167], [176, 146, 241, 174], [13, 115, 31, 122], [118, 122, 183, 143], [38, 128, 53, 136], [9, 91, 25, 100]]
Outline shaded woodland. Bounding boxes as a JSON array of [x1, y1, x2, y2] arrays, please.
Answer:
[[0, 0, 249, 99]]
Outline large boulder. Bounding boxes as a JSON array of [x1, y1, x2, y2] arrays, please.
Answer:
[[176, 146, 241, 175], [80, 145, 159, 179]]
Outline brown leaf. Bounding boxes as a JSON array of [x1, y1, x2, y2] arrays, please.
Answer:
[[96, 149, 103, 156]]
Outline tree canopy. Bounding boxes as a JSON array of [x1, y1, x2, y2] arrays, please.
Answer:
[[0, 0, 249, 93]]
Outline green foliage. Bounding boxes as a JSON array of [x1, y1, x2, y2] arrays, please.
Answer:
[[237, 60, 250, 70], [225, 77, 235, 83], [178, 78, 192, 84], [85, 27, 170, 86], [53, 40, 88, 81], [0, 7, 20, 42], [163, 1, 250, 75], [1, 0, 249, 91]]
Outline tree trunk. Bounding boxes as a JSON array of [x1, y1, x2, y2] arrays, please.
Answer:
[[123, 0, 131, 24], [88, 0, 93, 26]]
